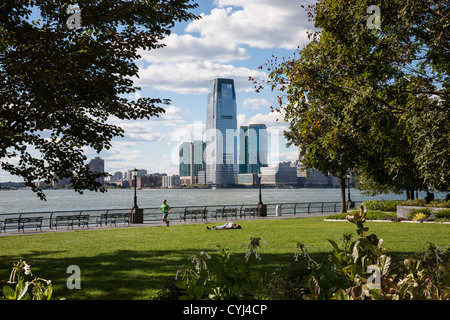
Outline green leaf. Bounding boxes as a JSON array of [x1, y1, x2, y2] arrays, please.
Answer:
[[2, 285, 16, 300], [327, 239, 340, 252]]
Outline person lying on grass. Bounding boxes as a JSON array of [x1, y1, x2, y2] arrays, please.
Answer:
[[206, 222, 242, 230]]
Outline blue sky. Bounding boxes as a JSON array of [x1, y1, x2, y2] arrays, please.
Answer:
[[2, 0, 315, 182]]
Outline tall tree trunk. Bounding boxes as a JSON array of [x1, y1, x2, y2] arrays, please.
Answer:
[[339, 177, 347, 213], [406, 189, 416, 200]]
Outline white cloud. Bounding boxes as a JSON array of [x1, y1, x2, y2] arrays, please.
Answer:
[[117, 121, 163, 142], [160, 105, 185, 122], [134, 1, 312, 95], [187, 0, 312, 49], [139, 33, 250, 64], [239, 110, 286, 128], [136, 61, 267, 95], [242, 98, 270, 110]]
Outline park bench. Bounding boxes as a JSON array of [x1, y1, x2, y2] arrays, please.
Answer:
[[242, 207, 260, 219], [212, 208, 238, 220], [50, 214, 90, 230], [180, 209, 208, 222], [1, 217, 43, 233], [96, 212, 130, 227]]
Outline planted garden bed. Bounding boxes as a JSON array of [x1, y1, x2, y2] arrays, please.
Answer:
[[325, 199, 450, 223]]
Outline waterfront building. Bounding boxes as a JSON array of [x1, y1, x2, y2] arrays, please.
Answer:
[[260, 162, 298, 187], [205, 78, 238, 186], [237, 173, 258, 186], [135, 173, 166, 188], [111, 171, 123, 182], [179, 140, 206, 185], [51, 175, 71, 188], [238, 124, 268, 177], [297, 164, 357, 188], [179, 142, 192, 178], [162, 175, 181, 188], [88, 157, 105, 184]]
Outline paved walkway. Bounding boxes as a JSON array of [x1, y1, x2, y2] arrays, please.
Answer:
[[0, 213, 333, 237]]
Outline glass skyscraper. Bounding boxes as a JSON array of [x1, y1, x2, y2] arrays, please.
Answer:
[[179, 140, 206, 183], [239, 124, 268, 174], [205, 78, 238, 185]]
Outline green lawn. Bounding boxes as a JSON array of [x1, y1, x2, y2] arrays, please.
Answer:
[[1, 217, 449, 300]]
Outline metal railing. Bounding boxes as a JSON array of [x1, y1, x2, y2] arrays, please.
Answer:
[[0, 200, 364, 233]]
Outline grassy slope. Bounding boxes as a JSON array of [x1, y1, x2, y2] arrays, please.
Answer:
[[1, 217, 449, 299]]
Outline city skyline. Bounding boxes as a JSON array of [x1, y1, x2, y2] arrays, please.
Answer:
[[0, 1, 312, 183], [85, 0, 308, 180]]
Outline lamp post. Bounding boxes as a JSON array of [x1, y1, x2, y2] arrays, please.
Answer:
[[257, 170, 267, 217], [129, 168, 143, 223], [132, 168, 138, 209], [257, 171, 262, 205], [347, 173, 354, 210]]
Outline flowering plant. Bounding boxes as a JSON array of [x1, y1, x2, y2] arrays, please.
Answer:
[[2, 260, 52, 300]]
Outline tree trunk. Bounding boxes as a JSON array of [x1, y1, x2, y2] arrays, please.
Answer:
[[406, 189, 416, 200], [339, 177, 347, 213]]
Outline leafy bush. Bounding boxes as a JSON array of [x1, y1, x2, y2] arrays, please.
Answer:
[[297, 208, 450, 300], [408, 208, 432, 220], [412, 213, 429, 221], [362, 200, 401, 212], [435, 209, 450, 221], [428, 200, 450, 208], [174, 237, 269, 300], [401, 199, 450, 208], [401, 199, 427, 207]]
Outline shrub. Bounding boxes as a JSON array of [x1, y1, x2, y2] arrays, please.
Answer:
[[408, 208, 432, 220], [400, 199, 450, 208], [174, 237, 269, 300], [435, 209, 450, 221], [428, 200, 450, 208], [362, 200, 400, 212], [299, 209, 450, 300], [412, 213, 429, 221], [401, 199, 427, 207]]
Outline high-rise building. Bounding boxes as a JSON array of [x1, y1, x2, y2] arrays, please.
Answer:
[[162, 175, 181, 188], [205, 78, 238, 185], [88, 156, 105, 184], [179, 140, 206, 185], [179, 142, 192, 178], [111, 171, 123, 182], [260, 162, 298, 186], [239, 124, 268, 175]]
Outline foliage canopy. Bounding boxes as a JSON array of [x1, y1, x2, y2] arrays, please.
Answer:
[[0, 0, 199, 199], [256, 0, 449, 203]]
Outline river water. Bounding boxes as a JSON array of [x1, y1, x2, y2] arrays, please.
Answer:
[[0, 188, 444, 214]]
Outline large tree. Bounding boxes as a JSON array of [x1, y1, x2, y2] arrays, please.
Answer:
[[1, 0, 199, 199], [257, 0, 448, 206]]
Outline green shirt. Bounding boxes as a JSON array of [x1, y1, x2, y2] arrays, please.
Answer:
[[161, 204, 169, 214]]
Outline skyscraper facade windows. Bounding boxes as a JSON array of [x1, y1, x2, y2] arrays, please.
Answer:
[[179, 142, 192, 177], [239, 124, 268, 174], [179, 140, 206, 185], [206, 78, 238, 185]]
